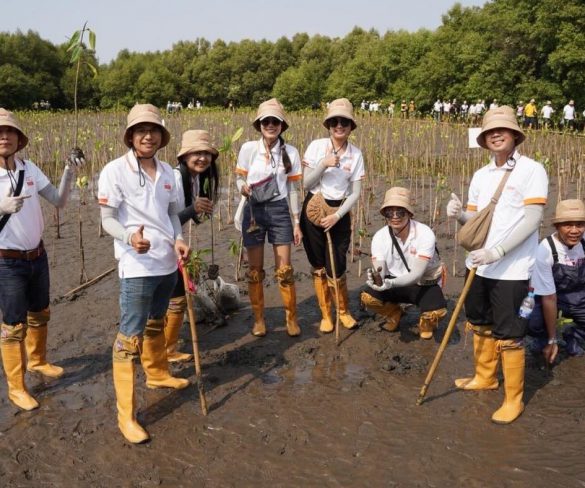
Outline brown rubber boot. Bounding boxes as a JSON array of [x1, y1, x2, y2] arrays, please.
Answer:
[[112, 333, 149, 443], [164, 297, 193, 363], [25, 309, 63, 378], [328, 275, 357, 329], [141, 319, 189, 390], [1, 323, 39, 411], [276, 265, 301, 337], [418, 308, 447, 340], [313, 268, 334, 333], [360, 292, 402, 331], [491, 341, 525, 424], [455, 324, 499, 390], [247, 269, 267, 337]]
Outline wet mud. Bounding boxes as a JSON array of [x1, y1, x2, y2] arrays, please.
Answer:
[[1, 184, 584, 487]]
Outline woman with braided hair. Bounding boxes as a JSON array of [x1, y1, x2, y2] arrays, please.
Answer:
[[300, 98, 365, 333], [235, 98, 303, 337]]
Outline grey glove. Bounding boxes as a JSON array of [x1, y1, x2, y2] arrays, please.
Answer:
[[0, 188, 28, 215]]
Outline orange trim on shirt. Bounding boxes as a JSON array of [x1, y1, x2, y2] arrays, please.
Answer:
[[467, 204, 478, 212], [98, 197, 108, 205], [418, 255, 431, 261], [524, 197, 547, 205], [235, 167, 248, 176], [287, 174, 302, 181]]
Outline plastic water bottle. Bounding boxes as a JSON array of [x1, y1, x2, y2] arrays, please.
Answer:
[[518, 288, 535, 319]]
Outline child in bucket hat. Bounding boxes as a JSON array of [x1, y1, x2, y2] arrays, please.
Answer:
[[98, 103, 190, 444]]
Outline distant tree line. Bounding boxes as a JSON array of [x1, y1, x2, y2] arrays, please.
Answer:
[[1, 0, 583, 112]]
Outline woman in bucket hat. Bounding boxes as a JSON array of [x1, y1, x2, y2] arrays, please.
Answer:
[[98, 103, 190, 443], [361, 187, 447, 339], [0, 108, 85, 411], [300, 98, 365, 333], [446, 105, 548, 424], [163, 129, 220, 362], [235, 98, 303, 338], [528, 199, 585, 360]]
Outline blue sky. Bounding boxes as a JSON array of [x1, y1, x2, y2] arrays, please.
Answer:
[[4, 0, 487, 63]]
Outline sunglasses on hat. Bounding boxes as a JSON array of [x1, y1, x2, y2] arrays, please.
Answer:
[[327, 117, 351, 128], [260, 117, 282, 127]]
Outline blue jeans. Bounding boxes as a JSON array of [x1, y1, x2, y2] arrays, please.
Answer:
[[0, 253, 50, 324], [119, 272, 177, 337]]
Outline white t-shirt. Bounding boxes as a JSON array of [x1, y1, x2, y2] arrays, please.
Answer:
[[98, 151, 179, 279], [173, 168, 199, 212], [303, 138, 365, 200], [371, 220, 441, 280], [236, 139, 301, 201], [541, 105, 554, 118], [563, 104, 575, 120], [531, 233, 585, 296], [465, 151, 548, 280], [0, 159, 50, 250]]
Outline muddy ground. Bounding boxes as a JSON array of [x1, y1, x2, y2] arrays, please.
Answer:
[[1, 183, 584, 488]]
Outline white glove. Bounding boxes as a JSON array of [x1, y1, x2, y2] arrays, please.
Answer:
[[369, 277, 394, 292], [0, 188, 27, 215], [66, 147, 86, 168], [446, 193, 462, 219], [470, 246, 504, 266], [366, 268, 375, 288]]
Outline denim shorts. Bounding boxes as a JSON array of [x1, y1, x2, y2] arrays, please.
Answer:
[[0, 253, 50, 324], [242, 197, 293, 248], [119, 271, 177, 337]]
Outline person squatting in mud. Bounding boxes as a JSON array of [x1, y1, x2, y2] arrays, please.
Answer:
[[361, 187, 447, 339], [300, 98, 365, 333], [527, 199, 585, 361], [0, 108, 85, 411], [163, 129, 220, 363], [98, 104, 190, 444], [235, 98, 303, 338], [447, 105, 548, 424]]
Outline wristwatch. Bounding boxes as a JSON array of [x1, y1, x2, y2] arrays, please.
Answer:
[[547, 338, 559, 345]]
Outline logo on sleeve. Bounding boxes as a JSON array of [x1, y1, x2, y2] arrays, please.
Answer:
[[26, 176, 34, 186], [163, 181, 172, 191]]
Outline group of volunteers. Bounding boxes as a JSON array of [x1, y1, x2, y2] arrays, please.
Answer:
[[0, 99, 582, 443]]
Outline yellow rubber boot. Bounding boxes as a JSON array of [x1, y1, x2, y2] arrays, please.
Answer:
[[25, 309, 63, 378], [313, 268, 334, 333], [491, 341, 525, 424], [247, 269, 267, 337], [418, 308, 447, 340], [112, 333, 149, 443], [276, 265, 301, 337], [164, 297, 193, 363], [329, 275, 357, 329], [1, 323, 39, 410], [360, 292, 403, 331], [455, 324, 499, 390], [141, 319, 189, 390]]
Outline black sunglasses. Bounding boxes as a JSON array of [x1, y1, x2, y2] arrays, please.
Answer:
[[327, 117, 351, 128], [383, 208, 408, 219], [260, 117, 282, 127]]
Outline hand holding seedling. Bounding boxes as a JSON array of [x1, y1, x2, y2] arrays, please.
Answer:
[[195, 197, 213, 214], [174, 238, 190, 263], [130, 225, 150, 254], [446, 193, 462, 219], [67, 147, 86, 169], [0, 188, 30, 214]]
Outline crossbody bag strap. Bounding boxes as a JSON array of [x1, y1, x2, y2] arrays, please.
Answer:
[[0, 168, 25, 234], [490, 168, 513, 204], [547, 235, 558, 264], [388, 225, 410, 273]]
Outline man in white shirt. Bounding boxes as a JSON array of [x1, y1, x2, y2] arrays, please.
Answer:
[[98, 104, 190, 444], [361, 187, 446, 339], [447, 106, 548, 424], [528, 199, 585, 361], [0, 109, 85, 410], [541, 101, 554, 129], [563, 100, 576, 130]]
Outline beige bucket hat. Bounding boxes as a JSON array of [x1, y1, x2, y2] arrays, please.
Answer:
[[323, 98, 357, 130], [476, 105, 525, 149], [123, 103, 171, 149], [380, 187, 414, 216], [253, 98, 289, 132], [0, 108, 28, 150], [177, 130, 219, 160], [552, 199, 585, 224]]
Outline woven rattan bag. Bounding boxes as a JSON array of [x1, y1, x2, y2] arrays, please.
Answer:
[[305, 192, 337, 226]]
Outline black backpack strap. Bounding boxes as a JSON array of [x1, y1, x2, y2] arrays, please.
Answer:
[[547, 235, 558, 264], [388, 226, 410, 272], [581, 239, 585, 254], [0, 168, 25, 234]]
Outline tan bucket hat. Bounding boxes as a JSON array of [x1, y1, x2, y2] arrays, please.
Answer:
[[0, 108, 28, 150], [123, 103, 171, 149], [552, 199, 585, 224], [476, 105, 525, 149], [253, 98, 289, 132], [380, 187, 414, 216], [177, 130, 219, 160], [323, 98, 357, 130]]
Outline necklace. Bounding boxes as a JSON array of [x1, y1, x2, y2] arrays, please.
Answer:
[[330, 138, 347, 167]]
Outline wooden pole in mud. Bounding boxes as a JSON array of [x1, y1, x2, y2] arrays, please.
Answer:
[[326, 231, 341, 346], [182, 265, 209, 416], [416, 267, 476, 406]]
